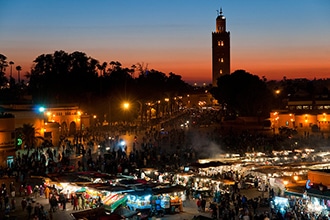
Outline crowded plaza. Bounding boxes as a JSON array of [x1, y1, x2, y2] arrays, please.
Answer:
[[1, 109, 330, 220]]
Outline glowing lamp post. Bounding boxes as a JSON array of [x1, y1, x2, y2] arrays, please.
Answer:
[[122, 102, 130, 110], [122, 102, 130, 125]]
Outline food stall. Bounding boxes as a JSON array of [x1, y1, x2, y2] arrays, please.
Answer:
[[152, 185, 186, 213], [126, 189, 153, 211], [191, 176, 213, 199], [102, 193, 127, 213]]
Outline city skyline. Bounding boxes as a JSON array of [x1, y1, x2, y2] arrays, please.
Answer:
[[0, 0, 329, 84]]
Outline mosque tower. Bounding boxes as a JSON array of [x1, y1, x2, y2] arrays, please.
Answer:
[[212, 8, 230, 86]]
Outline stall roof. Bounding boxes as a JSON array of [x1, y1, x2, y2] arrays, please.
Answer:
[[285, 186, 306, 197], [307, 188, 330, 200], [189, 161, 227, 168], [152, 185, 186, 194], [93, 185, 134, 193], [70, 207, 110, 220], [118, 179, 148, 186], [76, 171, 118, 180]]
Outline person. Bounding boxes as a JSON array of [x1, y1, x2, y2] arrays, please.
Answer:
[[209, 202, 217, 219], [11, 197, 16, 211], [50, 194, 58, 212], [181, 193, 186, 207], [78, 195, 82, 210], [196, 198, 201, 212], [10, 182, 15, 198], [44, 186, 50, 199], [33, 185, 39, 198], [252, 198, 258, 214], [4, 204, 10, 219], [73, 195, 78, 210], [21, 197, 27, 211], [59, 193, 66, 210], [27, 202, 33, 219], [201, 198, 206, 212], [19, 185, 25, 196], [26, 184, 32, 196]]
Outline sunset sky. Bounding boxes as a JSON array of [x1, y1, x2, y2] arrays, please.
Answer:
[[0, 0, 329, 84]]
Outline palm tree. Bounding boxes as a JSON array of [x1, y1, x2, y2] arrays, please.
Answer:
[[16, 65, 22, 83], [17, 123, 44, 156], [0, 54, 8, 87], [96, 62, 107, 76], [9, 61, 14, 78], [0, 53, 8, 73]]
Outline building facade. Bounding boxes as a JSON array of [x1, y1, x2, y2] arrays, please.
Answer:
[[212, 8, 230, 87], [270, 99, 330, 134], [0, 114, 16, 167], [0, 104, 91, 158]]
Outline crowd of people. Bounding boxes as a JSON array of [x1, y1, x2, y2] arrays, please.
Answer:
[[1, 109, 330, 219]]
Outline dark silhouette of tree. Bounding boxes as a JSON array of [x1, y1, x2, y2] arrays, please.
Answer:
[[9, 61, 14, 78], [0, 54, 8, 88], [27, 50, 99, 105], [16, 65, 22, 83], [97, 62, 107, 76], [211, 69, 273, 117], [16, 123, 44, 156]]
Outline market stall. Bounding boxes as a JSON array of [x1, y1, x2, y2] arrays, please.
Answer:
[[152, 185, 186, 213], [103, 193, 127, 213], [126, 189, 153, 211]]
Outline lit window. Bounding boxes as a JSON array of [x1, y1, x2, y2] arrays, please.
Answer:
[[221, 58, 224, 63], [220, 69, 223, 74], [218, 41, 224, 46]]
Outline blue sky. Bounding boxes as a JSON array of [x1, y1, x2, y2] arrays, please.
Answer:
[[1, 0, 329, 84]]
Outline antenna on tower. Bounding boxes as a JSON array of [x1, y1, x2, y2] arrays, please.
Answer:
[[220, 7, 223, 15]]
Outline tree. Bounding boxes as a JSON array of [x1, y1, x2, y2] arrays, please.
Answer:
[[0, 54, 8, 87], [17, 123, 44, 156], [97, 62, 107, 76], [9, 61, 14, 78], [211, 69, 273, 117], [28, 50, 99, 104], [16, 65, 22, 83]]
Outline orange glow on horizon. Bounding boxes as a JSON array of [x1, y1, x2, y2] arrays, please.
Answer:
[[4, 50, 330, 84]]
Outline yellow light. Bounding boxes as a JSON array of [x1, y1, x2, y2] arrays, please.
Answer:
[[47, 112, 51, 116], [293, 176, 298, 181], [123, 102, 130, 110], [283, 180, 288, 185]]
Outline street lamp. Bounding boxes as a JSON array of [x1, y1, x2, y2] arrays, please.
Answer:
[[122, 102, 130, 110]]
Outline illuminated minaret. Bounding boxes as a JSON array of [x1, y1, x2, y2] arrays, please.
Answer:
[[212, 8, 230, 86]]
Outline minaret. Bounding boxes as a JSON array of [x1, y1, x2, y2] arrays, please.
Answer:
[[212, 8, 230, 86]]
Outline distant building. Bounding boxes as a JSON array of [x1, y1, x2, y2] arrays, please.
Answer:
[[270, 99, 330, 134], [0, 113, 15, 167], [212, 8, 230, 87], [0, 104, 91, 156]]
